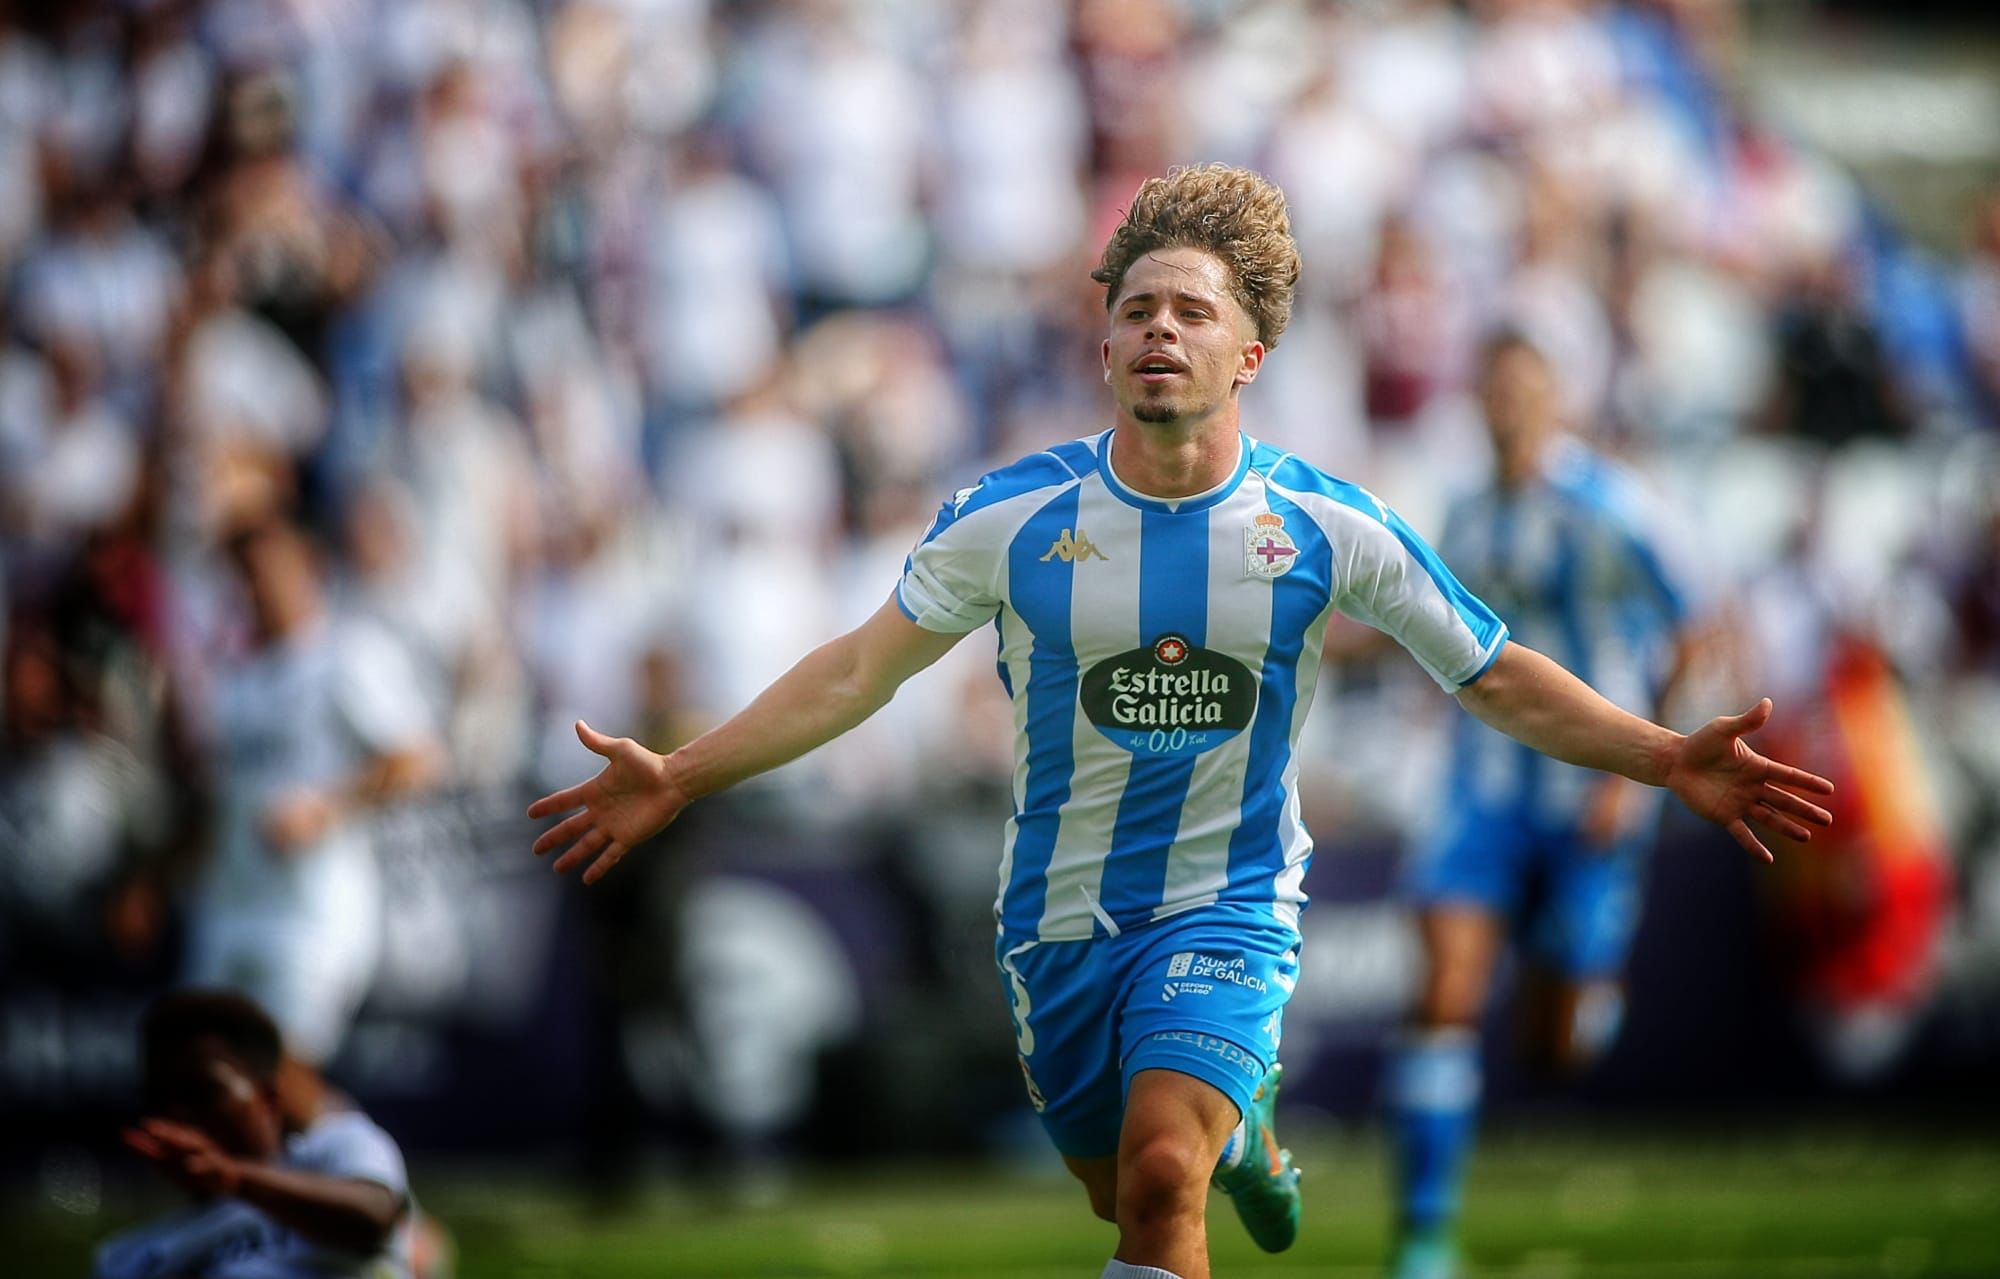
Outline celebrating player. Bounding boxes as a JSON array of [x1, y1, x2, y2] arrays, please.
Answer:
[[1385, 332, 1712, 1279], [529, 165, 1833, 1279]]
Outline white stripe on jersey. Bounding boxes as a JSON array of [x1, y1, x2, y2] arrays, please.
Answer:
[[1040, 473, 1141, 929]]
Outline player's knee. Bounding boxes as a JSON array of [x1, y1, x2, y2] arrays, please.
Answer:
[[1116, 1133, 1208, 1230], [1417, 967, 1487, 1029], [1560, 982, 1625, 1072]]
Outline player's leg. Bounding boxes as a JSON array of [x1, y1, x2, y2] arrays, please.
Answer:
[[1106, 1067, 1241, 1278], [1530, 823, 1649, 1075], [994, 935, 1129, 1221], [1065, 1154, 1119, 1223], [1389, 805, 1523, 1279], [1118, 903, 1303, 1263], [1388, 905, 1502, 1279]]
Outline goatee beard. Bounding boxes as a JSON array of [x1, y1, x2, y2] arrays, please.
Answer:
[[1133, 402, 1181, 424]]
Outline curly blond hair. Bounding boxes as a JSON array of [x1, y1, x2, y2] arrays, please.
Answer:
[[1091, 164, 1301, 349]]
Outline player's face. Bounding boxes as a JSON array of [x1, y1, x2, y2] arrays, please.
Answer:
[[1102, 248, 1264, 428], [149, 1038, 284, 1159], [1480, 343, 1559, 474], [225, 523, 320, 639]]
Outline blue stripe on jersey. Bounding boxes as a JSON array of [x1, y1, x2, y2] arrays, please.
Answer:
[[1046, 437, 1100, 480], [1275, 458, 1506, 651], [1227, 484, 1331, 892], [1096, 507, 1211, 930], [999, 484, 1083, 934], [910, 450, 1092, 558]]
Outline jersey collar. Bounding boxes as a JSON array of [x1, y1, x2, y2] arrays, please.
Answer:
[[1097, 429, 1252, 515]]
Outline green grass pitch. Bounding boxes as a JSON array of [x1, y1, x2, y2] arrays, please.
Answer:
[[11, 1123, 1998, 1277]]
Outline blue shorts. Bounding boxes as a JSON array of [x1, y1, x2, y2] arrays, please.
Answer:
[[995, 901, 1300, 1160], [1405, 803, 1652, 980]]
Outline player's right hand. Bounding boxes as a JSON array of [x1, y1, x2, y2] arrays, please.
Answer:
[[125, 1117, 242, 1198], [528, 720, 689, 884]]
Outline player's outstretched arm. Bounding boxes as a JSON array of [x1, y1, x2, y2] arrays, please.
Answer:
[[123, 1119, 403, 1253], [529, 596, 966, 883], [1454, 642, 1834, 862]]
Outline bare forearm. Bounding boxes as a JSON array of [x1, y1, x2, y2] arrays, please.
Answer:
[[343, 745, 445, 809], [1455, 642, 1681, 786], [232, 1165, 402, 1254], [667, 631, 898, 801]]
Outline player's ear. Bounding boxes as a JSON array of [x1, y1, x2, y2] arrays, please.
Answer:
[[1101, 339, 1112, 384], [1234, 339, 1266, 388]]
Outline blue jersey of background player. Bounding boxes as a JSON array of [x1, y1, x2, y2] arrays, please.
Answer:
[[1387, 332, 1708, 1279], [528, 167, 1834, 1279]]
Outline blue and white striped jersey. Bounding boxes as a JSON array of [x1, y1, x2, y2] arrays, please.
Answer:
[[1435, 440, 1695, 822], [898, 430, 1508, 941]]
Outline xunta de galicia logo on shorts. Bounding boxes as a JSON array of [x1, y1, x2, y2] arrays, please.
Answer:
[[1078, 633, 1257, 758]]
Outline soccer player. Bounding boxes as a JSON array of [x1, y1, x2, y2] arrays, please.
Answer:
[[95, 989, 418, 1279], [184, 511, 443, 1066], [1385, 332, 1711, 1279], [529, 165, 1833, 1279]]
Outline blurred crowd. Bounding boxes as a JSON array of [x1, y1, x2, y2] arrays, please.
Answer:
[[4, 0, 2000, 1085]]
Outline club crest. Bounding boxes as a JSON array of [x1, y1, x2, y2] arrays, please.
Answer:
[[1244, 513, 1298, 579]]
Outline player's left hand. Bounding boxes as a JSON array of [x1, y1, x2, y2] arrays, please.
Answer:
[[528, 720, 689, 884], [262, 788, 338, 853], [1661, 698, 1833, 863], [124, 1117, 243, 1198]]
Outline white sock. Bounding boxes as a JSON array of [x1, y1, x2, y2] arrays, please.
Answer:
[[1215, 1117, 1248, 1170], [1101, 1262, 1185, 1279]]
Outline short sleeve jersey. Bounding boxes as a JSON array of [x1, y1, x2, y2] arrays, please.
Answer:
[[1436, 440, 1695, 819], [200, 616, 432, 917], [899, 431, 1507, 941]]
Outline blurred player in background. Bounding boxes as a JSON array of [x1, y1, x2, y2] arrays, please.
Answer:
[[528, 166, 1832, 1279], [95, 989, 425, 1279], [1386, 332, 1706, 1279], [183, 511, 443, 1066]]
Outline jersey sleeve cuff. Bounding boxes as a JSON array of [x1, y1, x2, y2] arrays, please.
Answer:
[[1454, 628, 1510, 689], [895, 579, 995, 634]]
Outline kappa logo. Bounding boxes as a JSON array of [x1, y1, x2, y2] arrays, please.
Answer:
[[1041, 528, 1109, 563]]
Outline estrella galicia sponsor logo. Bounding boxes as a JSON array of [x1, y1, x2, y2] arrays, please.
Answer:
[[1078, 634, 1257, 757]]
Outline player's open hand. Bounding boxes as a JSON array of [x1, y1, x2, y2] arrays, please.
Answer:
[[528, 720, 688, 884], [1662, 698, 1834, 863], [125, 1117, 242, 1198]]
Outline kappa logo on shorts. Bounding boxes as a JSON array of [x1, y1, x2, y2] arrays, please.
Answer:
[[1150, 1030, 1261, 1078]]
